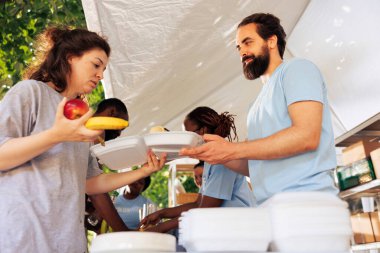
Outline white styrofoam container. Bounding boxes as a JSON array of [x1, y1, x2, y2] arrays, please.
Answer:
[[90, 232, 176, 253], [270, 206, 351, 226], [90, 136, 148, 170], [144, 131, 203, 160], [260, 191, 347, 208], [270, 235, 351, 252], [90, 132, 204, 169], [263, 192, 352, 252], [179, 208, 271, 252]]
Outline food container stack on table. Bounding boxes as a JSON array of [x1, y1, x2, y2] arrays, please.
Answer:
[[261, 192, 352, 252], [178, 207, 272, 252], [179, 192, 351, 252]]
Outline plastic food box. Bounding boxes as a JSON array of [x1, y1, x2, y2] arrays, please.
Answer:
[[336, 158, 375, 191], [261, 192, 352, 252], [178, 207, 272, 252], [90, 232, 176, 253], [90, 131, 203, 170]]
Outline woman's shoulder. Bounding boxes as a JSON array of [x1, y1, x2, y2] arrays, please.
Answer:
[[9, 80, 49, 95]]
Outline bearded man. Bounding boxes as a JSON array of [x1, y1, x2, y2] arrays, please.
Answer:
[[181, 13, 338, 205]]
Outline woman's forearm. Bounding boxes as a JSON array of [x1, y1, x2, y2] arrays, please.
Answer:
[[86, 169, 148, 194], [0, 129, 61, 171]]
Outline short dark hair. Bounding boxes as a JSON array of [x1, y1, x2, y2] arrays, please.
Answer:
[[238, 13, 286, 58], [142, 176, 151, 192], [96, 98, 128, 119], [194, 161, 204, 169], [24, 26, 111, 91]]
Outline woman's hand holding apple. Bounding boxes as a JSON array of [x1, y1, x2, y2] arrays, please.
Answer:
[[49, 98, 103, 143]]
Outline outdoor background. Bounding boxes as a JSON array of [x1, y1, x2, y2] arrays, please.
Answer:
[[0, 0, 198, 208]]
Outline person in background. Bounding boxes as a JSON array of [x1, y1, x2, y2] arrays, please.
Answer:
[[180, 13, 338, 205], [140, 106, 254, 233], [86, 98, 130, 232], [114, 176, 154, 230], [193, 161, 204, 188], [0, 27, 166, 253]]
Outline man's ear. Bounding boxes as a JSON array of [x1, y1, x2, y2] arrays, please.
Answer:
[[268, 35, 278, 49]]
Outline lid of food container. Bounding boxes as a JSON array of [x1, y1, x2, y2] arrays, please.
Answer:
[[143, 131, 204, 160], [90, 136, 148, 170], [261, 192, 347, 208], [90, 232, 176, 252]]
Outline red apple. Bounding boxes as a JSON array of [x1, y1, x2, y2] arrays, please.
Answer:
[[63, 99, 89, 120]]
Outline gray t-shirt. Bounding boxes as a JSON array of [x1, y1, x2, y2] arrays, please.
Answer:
[[0, 80, 101, 253]]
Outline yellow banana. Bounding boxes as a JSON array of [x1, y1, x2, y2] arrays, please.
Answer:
[[85, 116, 129, 130]]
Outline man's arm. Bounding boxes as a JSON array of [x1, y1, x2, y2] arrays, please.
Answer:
[[89, 193, 129, 231], [223, 159, 249, 176], [180, 101, 323, 166]]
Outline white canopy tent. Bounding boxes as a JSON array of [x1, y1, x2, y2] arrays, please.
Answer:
[[82, 0, 380, 141]]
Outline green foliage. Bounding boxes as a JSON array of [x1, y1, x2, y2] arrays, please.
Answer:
[[101, 165, 119, 198], [87, 82, 105, 110], [0, 0, 86, 99], [142, 168, 198, 208], [179, 173, 198, 193], [0, 0, 170, 210], [143, 165, 169, 208]]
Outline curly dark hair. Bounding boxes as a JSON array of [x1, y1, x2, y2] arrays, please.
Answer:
[[186, 106, 238, 142], [238, 13, 286, 59], [23, 26, 111, 92]]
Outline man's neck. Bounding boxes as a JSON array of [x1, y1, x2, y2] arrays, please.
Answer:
[[261, 56, 283, 84]]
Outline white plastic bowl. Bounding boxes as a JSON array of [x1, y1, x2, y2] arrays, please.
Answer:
[[90, 232, 176, 253]]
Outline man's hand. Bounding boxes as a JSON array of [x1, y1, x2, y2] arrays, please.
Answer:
[[180, 134, 237, 164]]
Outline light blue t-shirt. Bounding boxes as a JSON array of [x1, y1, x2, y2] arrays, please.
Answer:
[[114, 194, 153, 229], [201, 162, 255, 207], [247, 58, 338, 205]]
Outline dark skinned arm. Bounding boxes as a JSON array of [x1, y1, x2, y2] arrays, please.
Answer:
[[141, 194, 224, 232], [140, 194, 201, 228], [89, 193, 129, 231], [144, 218, 180, 233]]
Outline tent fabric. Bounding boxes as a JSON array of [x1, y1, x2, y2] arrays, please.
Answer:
[[82, 0, 380, 140]]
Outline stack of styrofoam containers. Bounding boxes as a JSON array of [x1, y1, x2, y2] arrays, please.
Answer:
[[261, 192, 352, 252], [178, 207, 272, 252]]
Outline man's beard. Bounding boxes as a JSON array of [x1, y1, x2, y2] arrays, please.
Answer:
[[242, 45, 270, 80]]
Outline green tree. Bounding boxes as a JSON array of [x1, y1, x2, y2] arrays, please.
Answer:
[[143, 165, 170, 208], [0, 0, 171, 208], [0, 0, 86, 99]]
